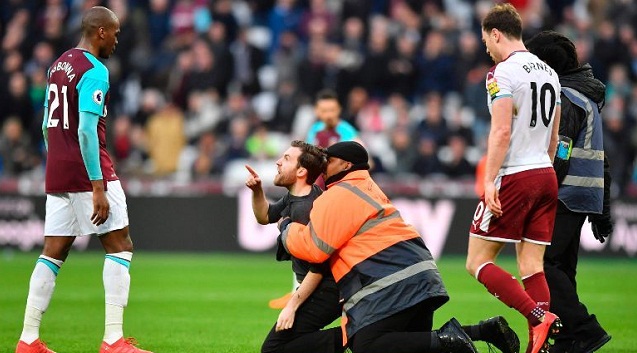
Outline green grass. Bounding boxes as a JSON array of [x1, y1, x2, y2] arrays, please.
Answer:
[[1, 252, 635, 353]]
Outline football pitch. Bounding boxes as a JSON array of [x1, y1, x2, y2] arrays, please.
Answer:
[[1, 252, 635, 353]]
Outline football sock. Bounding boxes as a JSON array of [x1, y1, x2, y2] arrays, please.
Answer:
[[20, 255, 63, 344], [476, 262, 539, 324], [522, 272, 550, 312], [103, 251, 132, 345], [523, 272, 550, 326]]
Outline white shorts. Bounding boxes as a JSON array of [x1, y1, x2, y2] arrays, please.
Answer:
[[44, 180, 129, 236]]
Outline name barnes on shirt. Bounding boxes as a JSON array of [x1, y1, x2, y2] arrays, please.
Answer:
[[522, 60, 554, 75]]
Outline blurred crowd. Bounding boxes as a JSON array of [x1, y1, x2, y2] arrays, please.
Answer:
[[1, 0, 636, 197]]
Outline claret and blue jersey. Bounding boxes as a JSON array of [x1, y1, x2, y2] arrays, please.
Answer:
[[44, 48, 118, 194]]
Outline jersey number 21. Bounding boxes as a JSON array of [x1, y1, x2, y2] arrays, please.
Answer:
[[47, 83, 69, 129]]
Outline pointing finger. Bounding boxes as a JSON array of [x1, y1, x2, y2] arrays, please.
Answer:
[[245, 164, 259, 177]]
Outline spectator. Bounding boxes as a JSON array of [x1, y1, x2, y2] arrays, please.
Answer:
[[0, 116, 39, 176], [35, 0, 67, 53], [388, 34, 418, 99], [184, 39, 224, 98], [272, 30, 304, 86], [412, 135, 443, 177], [297, 38, 328, 100], [191, 131, 224, 179], [222, 117, 251, 163], [205, 21, 235, 97], [415, 30, 455, 95], [268, 80, 301, 134], [210, 0, 239, 44], [246, 124, 279, 160], [299, 0, 336, 42], [146, 0, 171, 49], [389, 127, 417, 176], [230, 27, 266, 96], [0, 72, 35, 139], [358, 17, 391, 98], [415, 92, 449, 147], [267, 0, 303, 60], [146, 103, 186, 176], [441, 134, 474, 179], [342, 86, 368, 129], [183, 91, 222, 142]]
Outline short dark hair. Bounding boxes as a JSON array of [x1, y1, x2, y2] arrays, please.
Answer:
[[525, 31, 579, 75], [482, 3, 522, 40], [315, 89, 338, 103], [291, 140, 327, 185]]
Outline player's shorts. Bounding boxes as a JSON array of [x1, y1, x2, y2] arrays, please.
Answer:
[[44, 180, 129, 236], [469, 167, 557, 245]]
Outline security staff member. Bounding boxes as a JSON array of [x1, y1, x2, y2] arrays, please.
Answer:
[[280, 141, 517, 353]]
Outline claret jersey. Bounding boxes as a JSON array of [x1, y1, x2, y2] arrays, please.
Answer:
[[486, 50, 561, 175], [44, 48, 118, 193]]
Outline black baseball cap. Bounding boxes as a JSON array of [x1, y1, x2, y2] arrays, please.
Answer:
[[325, 141, 370, 170]]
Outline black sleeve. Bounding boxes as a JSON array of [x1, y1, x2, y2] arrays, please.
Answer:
[[559, 96, 586, 141], [308, 261, 331, 276], [267, 195, 288, 224]]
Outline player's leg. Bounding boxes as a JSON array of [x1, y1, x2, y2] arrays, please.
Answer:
[[94, 181, 151, 352], [467, 170, 551, 333], [517, 241, 549, 311], [99, 227, 134, 346], [17, 193, 78, 353], [517, 170, 561, 353], [517, 241, 561, 353], [98, 227, 152, 353], [467, 237, 540, 321]]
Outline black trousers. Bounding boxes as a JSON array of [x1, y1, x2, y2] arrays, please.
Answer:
[[348, 299, 441, 353], [544, 201, 606, 344], [261, 283, 343, 353]]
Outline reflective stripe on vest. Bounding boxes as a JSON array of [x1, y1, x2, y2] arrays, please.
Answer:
[[559, 87, 604, 213], [336, 182, 404, 236], [343, 259, 438, 311], [331, 180, 448, 338]]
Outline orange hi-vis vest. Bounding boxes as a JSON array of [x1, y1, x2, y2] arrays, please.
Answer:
[[282, 170, 449, 338]]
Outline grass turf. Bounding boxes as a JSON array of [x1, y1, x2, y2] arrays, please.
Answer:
[[1, 251, 635, 353]]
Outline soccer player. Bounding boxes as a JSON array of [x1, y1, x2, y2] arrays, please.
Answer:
[[526, 31, 613, 353], [281, 141, 520, 353], [16, 6, 152, 353], [245, 140, 343, 353], [465, 4, 562, 353], [306, 89, 361, 149]]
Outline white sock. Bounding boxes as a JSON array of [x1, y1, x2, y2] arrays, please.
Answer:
[[20, 255, 63, 344], [103, 251, 132, 345]]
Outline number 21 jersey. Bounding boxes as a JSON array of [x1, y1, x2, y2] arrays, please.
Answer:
[[44, 48, 118, 193], [485, 50, 561, 176]]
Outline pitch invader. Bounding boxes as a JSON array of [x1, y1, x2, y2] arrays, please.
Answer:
[[16, 6, 152, 353]]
